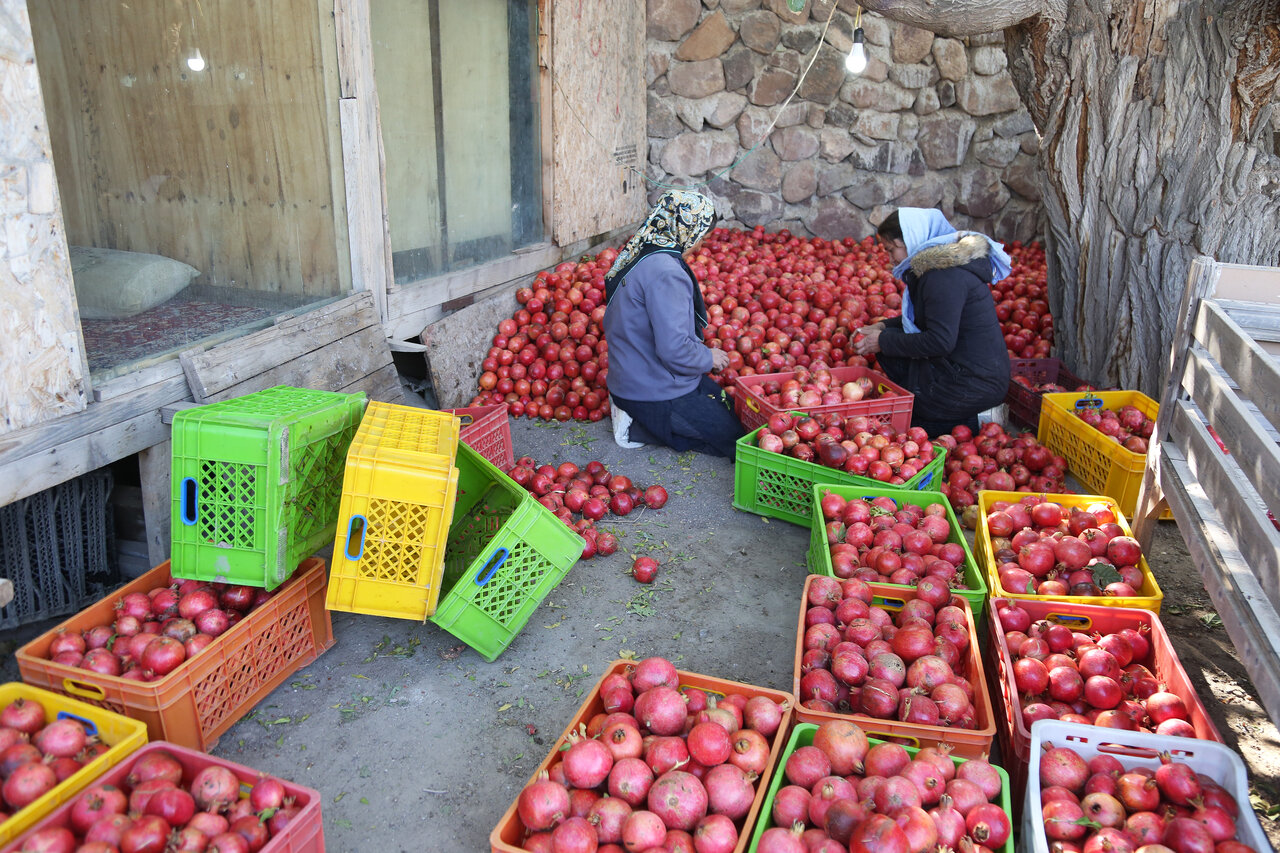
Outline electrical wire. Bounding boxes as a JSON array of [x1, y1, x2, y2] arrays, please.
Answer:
[[551, 7, 847, 192]]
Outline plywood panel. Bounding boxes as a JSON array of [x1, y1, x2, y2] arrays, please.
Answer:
[[551, 0, 647, 244], [1213, 264, 1280, 304], [29, 0, 344, 299], [0, 0, 87, 435]]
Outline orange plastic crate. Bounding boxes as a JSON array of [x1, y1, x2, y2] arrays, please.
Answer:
[[489, 660, 795, 853], [16, 558, 333, 752], [791, 576, 997, 759], [0, 742, 324, 853], [445, 403, 515, 473], [985, 598, 1223, 820], [974, 490, 1164, 613], [733, 365, 913, 433]]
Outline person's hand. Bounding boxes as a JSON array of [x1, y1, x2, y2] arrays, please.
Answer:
[[853, 326, 882, 356], [710, 347, 730, 372]]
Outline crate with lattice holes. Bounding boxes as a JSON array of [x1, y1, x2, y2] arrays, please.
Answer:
[[445, 403, 514, 472], [0, 470, 116, 630], [15, 558, 333, 752], [428, 442, 583, 661], [170, 386, 367, 590], [325, 403, 461, 621]]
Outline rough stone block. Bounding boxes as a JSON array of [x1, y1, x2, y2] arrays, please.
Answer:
[[817, 161, 857, 195], [933, 38, 968, 81], [648, 0, 703, 41], [852, 110, 900, 141], [647, 46, 673, 86], [731, 146, 782, 190], [819, 127, 856, 161], [889, 63, 937, 90], [668, 58, 726, 98], [1003, 153, 1041, 200], [917, 112, 976, 169], [955, 74, 1021, 116], [772, 124, 820, 160], [954, 164, 1010, 219], [740, 11, 782, 53], [747, 67, 796, 105], [722, 47, 756, 91], [659, 131, 739, 177], [797, 46, 846, 104], [675, 10, 737, 61], [649, 93, 685, 138], [993, 111, 1035, 138], [841, 77, 915, 112], [971, 46, 1008, 75], [805, 195, 869, 240], [974, 135, 1021, 168], [765, 0, 808, 25], [731, 187, 786, 226], [894, 173, 946, 209], [892, 22, 935, 64], [913, 88, 941, 116], [781, 160, 818, 202]]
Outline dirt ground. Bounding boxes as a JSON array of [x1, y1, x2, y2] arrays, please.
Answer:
[[1, 413, 1278, 851]]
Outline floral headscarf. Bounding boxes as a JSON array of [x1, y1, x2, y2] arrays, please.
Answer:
[[603, 190, 717, 301]]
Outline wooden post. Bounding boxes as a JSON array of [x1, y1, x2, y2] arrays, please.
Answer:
[[1133, 257, 1219, 549], [139, 441, 172, 568]]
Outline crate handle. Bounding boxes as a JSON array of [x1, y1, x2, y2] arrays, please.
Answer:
[[876, 383, 892, 395], [872, 594, 905, 611], [343, 515, 368, 562], [456, 413, 475, 427], [1045, 612, 1092, 629], [918, 472, 935, 489], [1073, 394, 1104, 411], [745, 397, 760, 413], [61, 679, 107, 701], [180, 477, 198, 526], [475, 548, 510, 586], [863, 730, 919, 749], [56, 710, 99, 737]]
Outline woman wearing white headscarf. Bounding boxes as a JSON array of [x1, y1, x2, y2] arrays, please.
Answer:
[[603, 190, 744, 458], [853, 208, 1012, 437]]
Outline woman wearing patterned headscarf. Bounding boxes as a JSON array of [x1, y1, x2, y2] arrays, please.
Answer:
[[603, 190, 745, 458]]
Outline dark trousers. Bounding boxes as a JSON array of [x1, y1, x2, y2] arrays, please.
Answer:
[[612, 376, 745, 459]]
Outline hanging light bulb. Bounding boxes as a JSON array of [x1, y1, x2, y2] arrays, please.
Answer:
[[845, 27, 867, 74], [186, 49, 206, 72]]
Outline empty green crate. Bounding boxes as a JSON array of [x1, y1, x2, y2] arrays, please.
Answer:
[[733, 426, 946, 527], [170, 386, 368, 589], [428, 443, 583, 662]]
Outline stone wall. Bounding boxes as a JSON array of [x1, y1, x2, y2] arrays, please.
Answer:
[[645, 0, 1044, 244]]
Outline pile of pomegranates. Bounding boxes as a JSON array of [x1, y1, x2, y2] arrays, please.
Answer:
[[798, 576, 982, 732], [11, 746, 301, 853], [1035, 740, 1261, 852], [39, 576, 282, 683], [0, 698, 111, 819], [468, 228, 1052, 421], [984, 495, 1149, 599], [509, 656, 789, 853], [1070, 402, 1156, 454], [506, 456, 667, 560], [754, 412, 938, 486], [994, 600, 1200, 739], [756, 720, 1011, 853], [936, 422, 1071, 518], [817, 492, 972, 592], [739, 364, 898, 422]]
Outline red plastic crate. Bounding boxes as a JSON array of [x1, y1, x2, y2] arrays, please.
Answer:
[[733, 365, 913, 433], [445, 403, 514, 472], [985, 598, 1222, 818], [792, 576, 998, 759], [16, 559, 333, 751], [1005, 357, 1090, 427], [0, 742, 324, 853]]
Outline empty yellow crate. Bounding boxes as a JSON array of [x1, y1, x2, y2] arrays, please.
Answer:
[[325, 403, 462, 621], [1037, 389, 1166, 519]]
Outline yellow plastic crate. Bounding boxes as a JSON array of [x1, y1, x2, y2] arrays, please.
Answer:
[[325, 404, 462, 621], [975, 490, 1163, 613], [1037, 390, 1168, 519], [346, 401, 460, 468], [0, 683, 148, 844]]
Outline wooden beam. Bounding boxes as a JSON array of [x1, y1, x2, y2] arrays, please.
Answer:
[[1195, 301, 1280, 432], [139, 441, 171, 568]]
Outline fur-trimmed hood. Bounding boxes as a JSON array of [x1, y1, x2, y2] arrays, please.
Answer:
[[909, 233, 991, 277]]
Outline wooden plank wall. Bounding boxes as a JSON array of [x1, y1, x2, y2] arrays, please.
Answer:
[[0, 0, 88, 434], [29, 0, 346, 299], [550, 0, 647, 245]]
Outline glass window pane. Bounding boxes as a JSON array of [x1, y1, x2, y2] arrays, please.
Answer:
[[373, 0, 542, 283]]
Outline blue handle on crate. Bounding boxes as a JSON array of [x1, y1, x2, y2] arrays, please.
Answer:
[[56, 710, 98, 738], [1074, 394, 1104, 411], [918, 472, 935, 489], [180, 477, 198, 525], [474, 548, 510, 586], [344, 515, 367, 562]]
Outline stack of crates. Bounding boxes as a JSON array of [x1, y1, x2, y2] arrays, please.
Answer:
[[325, 402, 463, 621], [169, 386, 368, 589]]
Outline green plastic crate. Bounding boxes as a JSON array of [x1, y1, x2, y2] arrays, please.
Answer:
[[170, 386, 368, 589], [428, 443, 582, 661], [747, 723, 1015, 853], [805, 482, 989, 621], [733, 425, 946, 527]]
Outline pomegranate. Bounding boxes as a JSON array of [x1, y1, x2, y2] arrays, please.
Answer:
[[191, 764, 241, 814], [518, 774, 570, 831], [647, 770, 707, 831]]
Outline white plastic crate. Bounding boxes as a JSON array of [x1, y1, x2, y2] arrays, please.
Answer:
[[1023, 719, 1268, 853]]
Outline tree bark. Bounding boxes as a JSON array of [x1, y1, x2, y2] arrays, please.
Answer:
[[859, 0, 1280, 396]]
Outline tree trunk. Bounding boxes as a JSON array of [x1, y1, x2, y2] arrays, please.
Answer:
[[859, 0, 1280, 396]]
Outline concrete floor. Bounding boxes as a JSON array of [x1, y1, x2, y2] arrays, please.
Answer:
[[3, 412, 1276, 852]]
